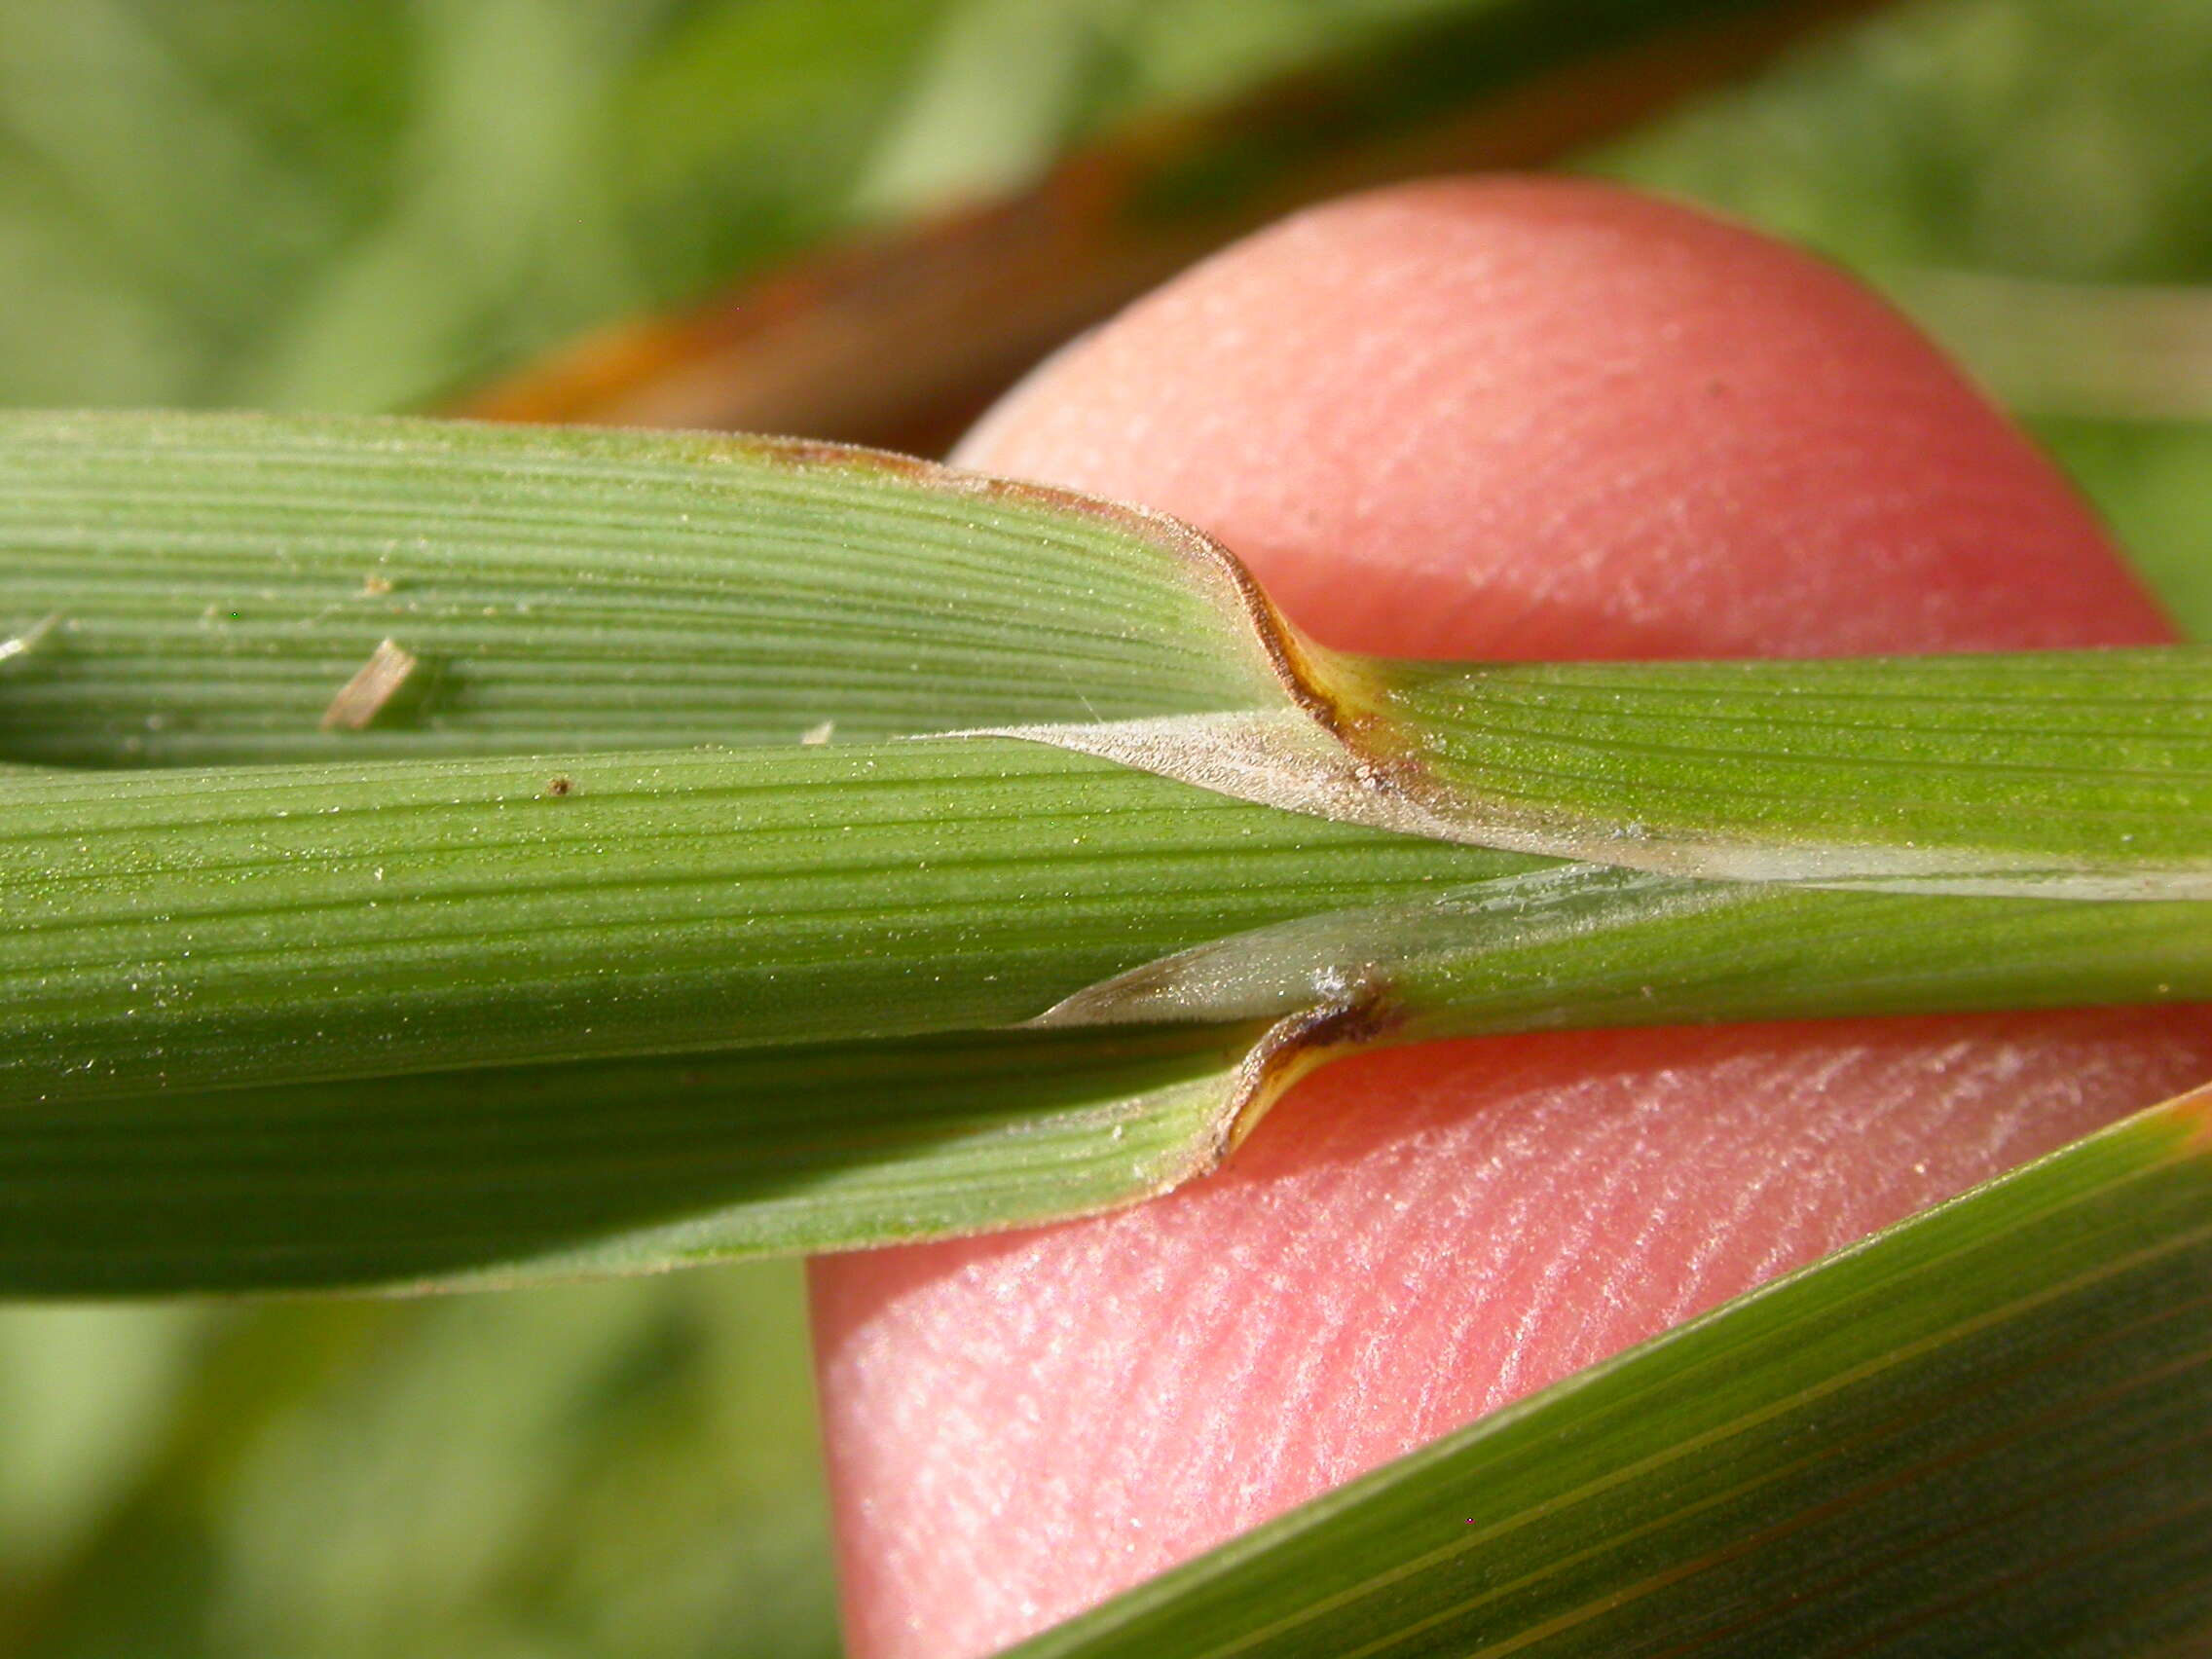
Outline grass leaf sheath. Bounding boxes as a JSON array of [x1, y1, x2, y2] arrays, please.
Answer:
[[0, 411, 2204, 1291]]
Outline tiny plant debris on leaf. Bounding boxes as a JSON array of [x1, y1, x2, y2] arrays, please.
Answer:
[[0, 610, 55, 668], [317, 636, 420, 731]]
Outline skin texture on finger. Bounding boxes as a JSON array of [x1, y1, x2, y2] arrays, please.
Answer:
[[808, 177, 2209, 1659], [958, 176, 2171, 661]]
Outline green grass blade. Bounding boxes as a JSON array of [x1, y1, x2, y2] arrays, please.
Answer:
[[1013, 647, 2212, 901], [9, 745, 2212, 1291], [9, 411, 2202, 907], [0, 411, 1294, 763], [1008, 1084, 2212, 1658], [0, 1023, 1277, 1296], [13, 740, 2212, 1111], [1374, 651, 2212, 898], [3, 411, 2210, 1291], [0, 742, 1519, 1106]]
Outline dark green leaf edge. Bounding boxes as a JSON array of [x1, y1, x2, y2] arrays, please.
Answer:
[[1009, 1084, 2212, 1658]]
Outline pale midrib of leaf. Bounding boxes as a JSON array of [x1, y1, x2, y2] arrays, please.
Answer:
[[1004, 1091, 2212, 1658]]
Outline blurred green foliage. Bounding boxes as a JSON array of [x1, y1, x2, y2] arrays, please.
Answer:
[[0, 1, 2205, 1654], [1594, 0, 2212, 637], [2, 1274, 837, 1657], [0, 0, 1469, 415]]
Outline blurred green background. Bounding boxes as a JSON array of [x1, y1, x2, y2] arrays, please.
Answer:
[[0, 1, 2205, 1653]]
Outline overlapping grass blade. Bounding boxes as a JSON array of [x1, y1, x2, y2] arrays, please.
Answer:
[[11, 412, 2207, 901], [1008, 648, 2212, 902], [3, 411, 2210, 1292], [1044, 864, 2212, 1041], [1009, 1084, 2212, 1658], [0, 1023, 1275, 1296], [1372, 650, 2212, 896], [9, 743, 2212, 1291], [9, 735, 2208, 1126], [0, 741, 1512, 1105], [0, 411, 1289, 763]]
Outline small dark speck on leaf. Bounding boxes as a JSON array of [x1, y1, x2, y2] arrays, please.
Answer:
[[544, 776, 574, 797]]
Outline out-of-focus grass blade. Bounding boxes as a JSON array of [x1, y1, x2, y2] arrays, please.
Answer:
[[1886, 270, 2212, 423], [1008, 1083, 2212, 1659], [461, 0, 1895, 449], [0, 1266, 841, 1658], [0, 412, 1289, 762]]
